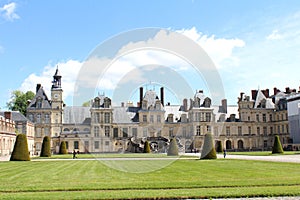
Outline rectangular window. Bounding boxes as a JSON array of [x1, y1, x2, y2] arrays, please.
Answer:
[[36, 128, 41, 137], [105, 141, 109, 146], [84, 141, 89, 149], [45, 114, 50, 123], [270, 127, 273, 134], [214, 127, 219, 136], [278, 125, 280, 134], [44, 127, 50, 136], [143, 128, 147, 137], [226, 126, 230, 136], [262, 114, 266, 122], [105, 126, 110, 137], [143, 115, 147, 122], [169, 128, 174, 137], [182, 127, 187, 137], [257, 127, 260, 135], [256, 114, 259, 122], [74, 141, 79, 149], [36, 114, 41, 123], [157, 115, 161, 123], [263, 127, 267, 136], [264, 140, 268, 148], [113, 128, 118, 138], [150, 115, 154, 123], [196, 125, 201, 136], [248, 126, 251, 134], [157, 130, 161, 137], [104, 113, 110, 123], [269, 114, 273, 122], [94, 126, 99, 137], [205, 113, 211, 122], [282, 125, 285, 133], [122, 128, 128, 138], [94, 141, 99, 149], [95, 113, 100, 123], [28, 114, 34, 122], [207, 125, 211, 132], [132, 128, 137, 137], [195, 112, 200, 122], [238, 126, 242, 136]]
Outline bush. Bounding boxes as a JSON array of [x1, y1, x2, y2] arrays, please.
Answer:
[[200, 133, 217, 159], [167, 138, 179, 156], [10, 134, 30, 161], [272, 135, 284, 154], [59, 141, 68, 154], [143, 141, 151, 153], [40, 136, 51, 157], [215, 140, 223, 153]]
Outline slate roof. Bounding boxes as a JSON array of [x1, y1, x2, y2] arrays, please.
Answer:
[[63, 106, 91, 124], [0, 111, 31, 123], [113, 106, 138, 124], [27, 86, 51, 109]]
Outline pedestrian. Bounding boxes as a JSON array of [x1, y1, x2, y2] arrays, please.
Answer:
[[73, 150, 76, 159], [223, 149, 227, 158]]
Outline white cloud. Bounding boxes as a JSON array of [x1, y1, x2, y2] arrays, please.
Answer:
[[177, 27, 245, 68], [0, 2, 20, 21], [20, 60, 82, 101], [266, 30, 282, 40]]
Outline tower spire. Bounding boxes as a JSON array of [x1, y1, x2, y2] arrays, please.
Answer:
[[52, 65, 62, 89]]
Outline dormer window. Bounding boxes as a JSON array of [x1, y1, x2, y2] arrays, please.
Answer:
[[36, 97, 42, 108], [94, 97, 100, 108]]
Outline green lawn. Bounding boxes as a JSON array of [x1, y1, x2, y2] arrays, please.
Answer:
[[1, 158, 300, 199], [227, 151, 300, 156]]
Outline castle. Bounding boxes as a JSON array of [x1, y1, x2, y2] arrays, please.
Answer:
[[24, 68, 297, 155]]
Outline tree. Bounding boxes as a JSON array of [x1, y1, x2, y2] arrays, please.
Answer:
[[59, 141, 68, 154], [200, 133, 217, 159], [167, 138, 179, 156], [10, 134, 30, 161], [82, 100, 91, 107], [143, 141, 151, 153], [40, 136, 51, 157], [6, 90, 35, 116], [215, 140, 223, 153], [272, 135, 284, 154]]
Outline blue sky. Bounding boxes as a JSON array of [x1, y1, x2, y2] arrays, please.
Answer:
[[1, 0, 300, 108]]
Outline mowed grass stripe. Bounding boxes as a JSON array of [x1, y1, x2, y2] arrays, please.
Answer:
[[1, 185, 300, 199], [0, 159, 300, 193]]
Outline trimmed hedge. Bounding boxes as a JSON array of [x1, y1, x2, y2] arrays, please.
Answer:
[[59, 141, 68, 154], [10, 134, 30, 161], [143, 141, 151, 153], [40, 136, 51, 157], [215, 140, 223, 153], [167, 138, 179, 156], [272, 135, 284, 154], [200, 133, 217, 159]]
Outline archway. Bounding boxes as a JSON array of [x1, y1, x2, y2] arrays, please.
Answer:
[[226, 140, 232, 150], [238, 140, 244, 149]]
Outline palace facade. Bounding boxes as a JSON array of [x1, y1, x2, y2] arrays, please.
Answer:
[[26, 69, 297, 155]]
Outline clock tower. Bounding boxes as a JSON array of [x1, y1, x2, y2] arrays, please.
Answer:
[[51, 66, 64, 138]]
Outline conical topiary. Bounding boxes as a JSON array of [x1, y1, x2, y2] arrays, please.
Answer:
[[272, 135, 284, 154], [167, 138, 179, 156], [200, 133, 217, 159], [40, 136, 51, 157], [10, 134, 30, 161], [215, 140, 223, 153], [143, 141, 151, 153], [59, 141, 68, 154]]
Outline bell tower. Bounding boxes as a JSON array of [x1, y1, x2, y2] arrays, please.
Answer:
[[51, 66, 64, 138]]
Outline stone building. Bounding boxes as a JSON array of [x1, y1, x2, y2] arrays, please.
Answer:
[[26, 69, 296, 154]]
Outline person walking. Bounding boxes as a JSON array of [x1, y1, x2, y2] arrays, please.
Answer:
[[73, 150, 76, 159], [223, 149, 227, 158]]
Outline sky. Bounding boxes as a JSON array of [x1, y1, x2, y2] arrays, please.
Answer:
[[1, 0, 300, 109]]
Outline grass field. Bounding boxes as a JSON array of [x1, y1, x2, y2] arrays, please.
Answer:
[[1, 157, 300, 199], [227, 151, 300, 156]]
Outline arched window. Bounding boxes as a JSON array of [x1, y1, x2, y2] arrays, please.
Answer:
[[226, 140, 232, 149], [238, 140, 244, 149]]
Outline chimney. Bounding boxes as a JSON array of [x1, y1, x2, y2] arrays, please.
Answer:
[[36, 84, 41, 93], [183, 98, 188, 112], [274, 87, 278, 95], [221, 99, 227, 113], [251, 90, 258, 100], [240, 92, 244, 101], [160, 87, 164, 106], [4, 111, 12, 120], [285, 87, 291, 94], [292, 89, 296, 93], [121, 102, 125, 107], [137, 102, 140, 107], [230, 114, 236, 122], [139, 87, 143, 108]]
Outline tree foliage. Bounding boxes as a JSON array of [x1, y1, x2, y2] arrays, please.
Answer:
[[40, 136, 51, 157], [59, 141, 68, 154], [10, 134, 30, 161], [215, 140, 223, 153], [167, 138, 179, 156], [6, 90, 35, 116], [200, 133, 217, 159], [143, 141, 151, 153], [82, 100, 91, 107], [272, 135, 284, 154]]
